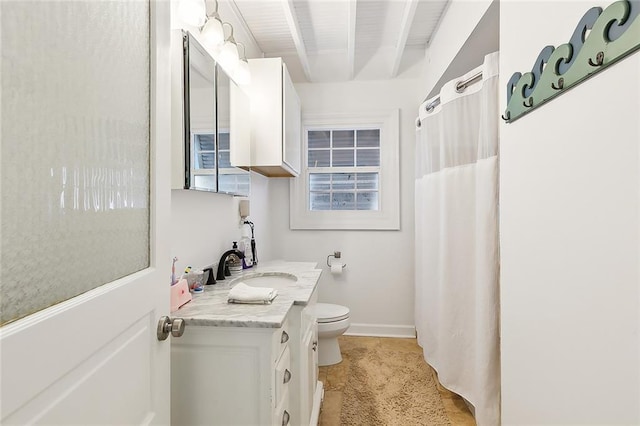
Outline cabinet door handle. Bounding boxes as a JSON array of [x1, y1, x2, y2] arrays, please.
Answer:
[[282, 410, 290, 426], [283, 369, 292, 384], [281, 330, 289, 344], [312, 340, 318, 351]]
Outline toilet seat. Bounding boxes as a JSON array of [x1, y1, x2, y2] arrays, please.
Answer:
[[316, 303, 350, 323]]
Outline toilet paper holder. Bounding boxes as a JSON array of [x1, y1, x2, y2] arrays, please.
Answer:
[[327, 251, 347, 269]]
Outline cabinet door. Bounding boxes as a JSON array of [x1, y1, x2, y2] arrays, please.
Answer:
[[273, 390, 291, 426], [218, 66, 251, 196], [301, 324, 317, 424], [309, 324, 318, 395], [282, 63, 301, 175], [230, 82, 251, 168], [248, 58, 283, 169], [171, 30, 187, 189]]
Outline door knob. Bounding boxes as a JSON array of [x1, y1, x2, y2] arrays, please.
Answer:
[[157, 316, 186, 341], [170, 318, 186, 337]]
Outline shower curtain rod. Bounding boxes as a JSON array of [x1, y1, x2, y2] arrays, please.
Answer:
[[423, 71, 483, 113]]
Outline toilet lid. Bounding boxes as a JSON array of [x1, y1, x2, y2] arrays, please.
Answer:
[[315, 303, 350, 323]]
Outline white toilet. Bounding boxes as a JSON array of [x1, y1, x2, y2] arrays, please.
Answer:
[[315, 303, 350, 366]]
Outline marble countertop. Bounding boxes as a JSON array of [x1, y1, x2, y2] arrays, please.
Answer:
[[172, 261, 322, 328]]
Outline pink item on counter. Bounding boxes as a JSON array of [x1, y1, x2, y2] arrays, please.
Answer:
[[171, 279, 192, 312]]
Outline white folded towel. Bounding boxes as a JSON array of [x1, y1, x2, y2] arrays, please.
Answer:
[[228, 282, 278, 304]]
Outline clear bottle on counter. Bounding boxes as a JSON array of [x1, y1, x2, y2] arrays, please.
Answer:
[[240, 228, 253, 268]]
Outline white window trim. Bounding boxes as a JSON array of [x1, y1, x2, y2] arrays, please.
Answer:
[[290, 109, 400, 230]]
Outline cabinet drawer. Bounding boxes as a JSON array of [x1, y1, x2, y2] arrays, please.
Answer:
[[274, 345, 291, 405], [272, 319, 291, 362], [273, 389, 291, 426]]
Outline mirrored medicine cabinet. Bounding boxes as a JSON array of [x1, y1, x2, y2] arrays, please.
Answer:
[[174, 30, 250, 196]]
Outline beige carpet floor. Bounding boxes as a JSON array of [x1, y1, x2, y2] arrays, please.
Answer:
[[319, 336, 476, 426]]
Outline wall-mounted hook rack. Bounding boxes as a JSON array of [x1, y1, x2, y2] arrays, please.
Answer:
[[502, 0, 640, 123]]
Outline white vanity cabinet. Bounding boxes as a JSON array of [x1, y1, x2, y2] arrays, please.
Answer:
[[170, 264, 323, 426], [171, 320, 293, 426], [240, 57, 301, 177]]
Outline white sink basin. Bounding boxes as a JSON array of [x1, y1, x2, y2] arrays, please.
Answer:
[[236, 273, 298, 289]]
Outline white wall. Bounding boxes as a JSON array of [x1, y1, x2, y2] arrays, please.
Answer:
[[171, 172, 272, 275], [500, 1, 640, 423], [268, 79, 421, 337]]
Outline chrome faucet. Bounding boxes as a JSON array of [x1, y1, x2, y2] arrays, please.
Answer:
[[216, 249, 245, 281]]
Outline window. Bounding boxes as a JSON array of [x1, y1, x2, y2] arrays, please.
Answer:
[[191, 132, 217, 191], [307, 129, 380, 211], [290, 110, 400, 230]]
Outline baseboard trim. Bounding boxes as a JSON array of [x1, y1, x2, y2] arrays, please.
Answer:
[[345, 323, 416, 338]]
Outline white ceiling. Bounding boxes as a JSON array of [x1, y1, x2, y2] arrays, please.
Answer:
[[227, 0, 450, 83]]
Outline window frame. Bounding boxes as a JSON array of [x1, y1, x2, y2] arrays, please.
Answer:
[[290, 110, 400, 230]]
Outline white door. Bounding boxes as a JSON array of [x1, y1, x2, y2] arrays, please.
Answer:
[[0, 1, 173, 424]]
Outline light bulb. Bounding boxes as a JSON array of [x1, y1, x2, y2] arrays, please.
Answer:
[[218, 40, 239, 73], [178, 0, 206, 27], [235, 60, 251, 85], [201, 16, 225, 47]]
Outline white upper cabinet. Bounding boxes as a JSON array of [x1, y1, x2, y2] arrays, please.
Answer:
[[241, 57, 301, 177]]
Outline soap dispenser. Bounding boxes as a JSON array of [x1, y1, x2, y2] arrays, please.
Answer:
[[227, 242, 243, 275]]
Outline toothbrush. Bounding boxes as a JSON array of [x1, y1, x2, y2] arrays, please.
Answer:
[[171, 257, 178, 285], [180, 266, 191, 281]]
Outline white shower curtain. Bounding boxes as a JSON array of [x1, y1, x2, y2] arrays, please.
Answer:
[[415, 52, 500, 426]]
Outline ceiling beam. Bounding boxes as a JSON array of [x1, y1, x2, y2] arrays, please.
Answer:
[[347, 0, 357, 79], [391, 0, 419, 77], [282, 0, 313, 82]]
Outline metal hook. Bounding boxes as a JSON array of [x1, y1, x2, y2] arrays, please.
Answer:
[[551, 77, 564, 90], [588, 51, 604, 67], [523, 97, 534, 108], [501, 111, 511, 122]]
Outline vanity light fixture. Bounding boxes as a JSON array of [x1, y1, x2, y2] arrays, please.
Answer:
[[217, 22, 239, 73], [179, 0, 250, 85], [200, 1, 225, 47], [235, 42, 251, 85], [178, 0, 207, 27]]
